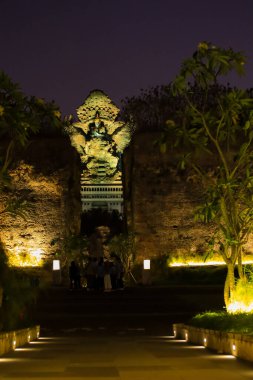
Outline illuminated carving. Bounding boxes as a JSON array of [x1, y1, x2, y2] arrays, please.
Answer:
[[67, 90, 131, 214], [67, 90, 130, 182]]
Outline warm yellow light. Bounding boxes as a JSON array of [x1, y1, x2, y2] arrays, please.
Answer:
[[203, 337, 207, 345], [15, 348, 35, 352], [185, 332, 188, 341], [8, 245, 44, 267], [227, 301, 253, 313], [12, 339, 16, 350], [170, 261, 224, 267], [170, 259, 253, 267], [30, 248, 43, 263], [143, 259, 150, 270], [232, 344, 236, 351]]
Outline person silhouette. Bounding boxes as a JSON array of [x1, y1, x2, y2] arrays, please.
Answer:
[[69, 261, 79, 289]]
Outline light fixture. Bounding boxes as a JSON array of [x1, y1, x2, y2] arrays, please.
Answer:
[[143, 259, 150, 270], [53, 260, 60, 270]]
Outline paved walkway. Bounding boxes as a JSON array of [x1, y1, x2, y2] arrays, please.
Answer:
[[1, 332, 253, 379]]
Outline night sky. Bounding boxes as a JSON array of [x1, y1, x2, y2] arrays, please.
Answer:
[[1, 0, 252, 117]]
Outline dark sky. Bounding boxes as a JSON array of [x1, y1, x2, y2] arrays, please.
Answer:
[[1, 0, 252, 117]]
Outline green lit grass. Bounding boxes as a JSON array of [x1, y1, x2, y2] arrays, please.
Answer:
[[189, 311, 253, 335]]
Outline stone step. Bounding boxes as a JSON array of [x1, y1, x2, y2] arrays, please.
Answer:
[[32, 286, 224, 333]]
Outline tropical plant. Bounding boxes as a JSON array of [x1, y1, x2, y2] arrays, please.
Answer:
[[190, 311, 253, 334], [0, 241, 39, 331], [0, 72, 68, 327], [121, 84, 187, 132], [50, 234, 88, 269], [227, 267, 253, 313], [108, 232, 137, 283], [161, 42, 253, 308], [0, 70, 65, 187], [0, 71, 69, 223]]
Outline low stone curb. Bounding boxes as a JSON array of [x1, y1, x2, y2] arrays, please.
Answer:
[[0, 325, 40, 356], [173, 323, 253, 363]]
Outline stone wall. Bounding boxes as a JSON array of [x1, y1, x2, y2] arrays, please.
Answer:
[[123, 132, 253, 265], [174, 323, 253, 363], [0, 136, 81, 267]]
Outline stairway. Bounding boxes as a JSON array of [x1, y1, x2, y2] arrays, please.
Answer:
[[32, 286, 224, 336]]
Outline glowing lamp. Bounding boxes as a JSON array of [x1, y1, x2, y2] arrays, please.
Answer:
[[52, 260, 61, 285], [143, 259, 150, 270], [53, 260, 60, 270]]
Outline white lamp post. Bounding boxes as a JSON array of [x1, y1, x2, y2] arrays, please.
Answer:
[[142, 259, 151, 285], [52, 259, 61, 285], [143, 259, 150, 270]]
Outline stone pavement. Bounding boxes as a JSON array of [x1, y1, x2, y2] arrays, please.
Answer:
[[0, 332, 253, 379]]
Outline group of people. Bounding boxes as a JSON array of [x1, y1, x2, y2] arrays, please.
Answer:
[[69, 256, 125, 292]]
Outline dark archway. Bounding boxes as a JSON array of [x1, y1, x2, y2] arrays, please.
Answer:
[[81, 209, 123, 237]]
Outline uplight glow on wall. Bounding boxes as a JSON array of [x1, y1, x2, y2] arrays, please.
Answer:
[[12, 337, 16, 350], [170, 259, 253, 267], [7, 245, 44, 267]]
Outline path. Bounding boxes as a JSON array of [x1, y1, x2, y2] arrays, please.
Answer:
[[1, 285, 251, 379], [0, 333, 253, 379]]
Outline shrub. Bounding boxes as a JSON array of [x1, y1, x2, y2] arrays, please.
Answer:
[[190, 311, 253, 335], [0, 241, 39, 331]]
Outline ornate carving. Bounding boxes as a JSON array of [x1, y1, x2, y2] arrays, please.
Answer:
[[67, 90, 131, 182]]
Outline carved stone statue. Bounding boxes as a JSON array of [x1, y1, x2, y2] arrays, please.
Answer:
[[67, 90, 131, 181]]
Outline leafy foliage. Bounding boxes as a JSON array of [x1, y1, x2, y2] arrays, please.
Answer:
[[121, 84, 185, 132], [50, 234, 88, 269], [0, 242, 38, 331], [108, 232, 137, 283], [159, 42, 253, 307], [190, 311, 253, 335], [0, 71, 70, 225], [0, 72, 68, 329], [0, 70, 67, 184]]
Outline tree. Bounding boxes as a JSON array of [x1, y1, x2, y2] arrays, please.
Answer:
[[162, 42, 253, 308], [108, 232, 137, 284], [0, 71, 67, 217], [0, 71, 64, 186], [121, 84, 185, 132], [0, 72, 70, 329]]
